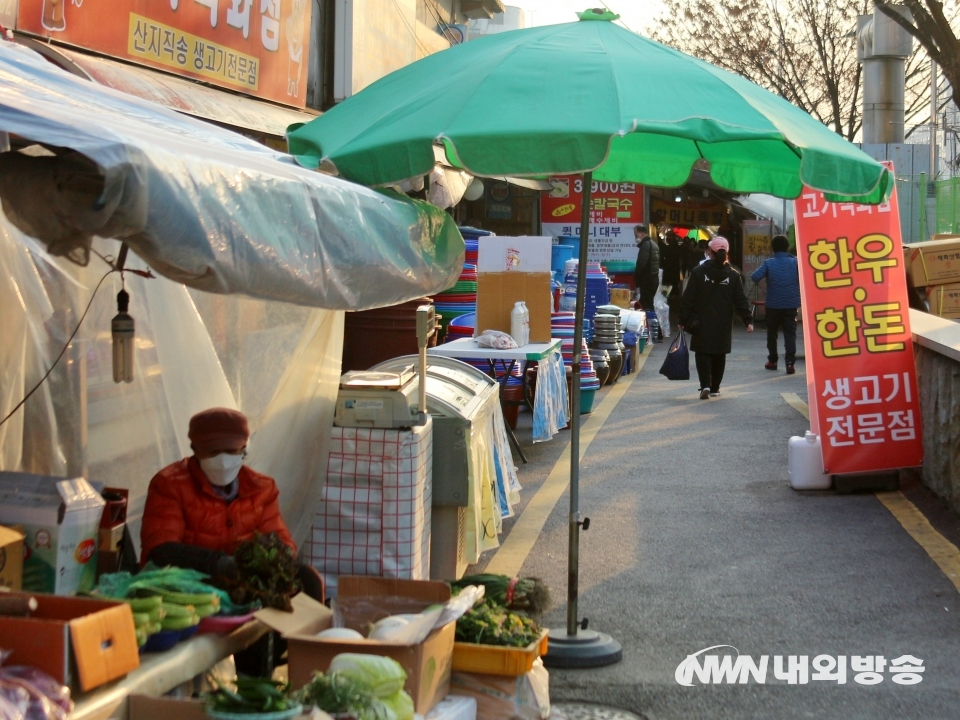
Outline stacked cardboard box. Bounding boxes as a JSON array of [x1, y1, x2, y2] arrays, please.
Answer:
[[904, 237, 960, 319]]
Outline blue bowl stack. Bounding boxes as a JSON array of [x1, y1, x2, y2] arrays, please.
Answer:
[[553, 312, 600, 413]]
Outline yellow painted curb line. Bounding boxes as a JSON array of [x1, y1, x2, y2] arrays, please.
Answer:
[[782, 393, 960, 596], [485, 345, 653, 577], [876, 492, 960, 595]]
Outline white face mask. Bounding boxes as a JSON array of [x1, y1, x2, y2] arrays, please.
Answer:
[[199, 452, 244, 487]]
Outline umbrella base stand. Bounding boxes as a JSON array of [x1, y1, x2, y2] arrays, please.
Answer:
[[543, 628, 622, 669]]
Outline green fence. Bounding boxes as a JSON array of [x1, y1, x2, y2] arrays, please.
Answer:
[[936, 177, 960, 235]]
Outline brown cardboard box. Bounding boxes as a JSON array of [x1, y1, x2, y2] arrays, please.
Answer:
[[904, 238, 960, 287], [257, 578, 455, 714], [476, 236, 553, 344], [927, 282, 960, 319], [610, 287, 631, 309], [476, 272, 552, 343], [0, 525, 23, 590], [126, 696, 206, 720], [0, 592, 139, 691]]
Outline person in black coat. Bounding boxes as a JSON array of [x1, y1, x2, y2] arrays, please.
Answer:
[[679, 236, 754, 399], [633, 224, 660, 310]]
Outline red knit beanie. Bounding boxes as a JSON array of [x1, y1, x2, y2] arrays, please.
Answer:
[[188, 408, 249, 454]]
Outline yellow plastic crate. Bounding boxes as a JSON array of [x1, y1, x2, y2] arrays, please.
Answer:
[[451, 630, 549, 677]]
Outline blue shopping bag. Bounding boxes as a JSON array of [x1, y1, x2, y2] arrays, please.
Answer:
[[658, 330, 690, 381]]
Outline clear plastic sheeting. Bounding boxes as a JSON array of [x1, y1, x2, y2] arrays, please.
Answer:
[[0, 212, 342, 552], [531, 350, 568, 443], [0, 43, 463, 310]]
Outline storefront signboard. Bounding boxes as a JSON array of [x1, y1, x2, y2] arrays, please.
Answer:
[[17, 0, 311, 108], [793, 163, 923, 475], [649, 198, 726, 228], [540, 176, 643, 264]]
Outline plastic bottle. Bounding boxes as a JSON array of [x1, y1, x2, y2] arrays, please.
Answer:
[[520, 302, 530, 345], [788, 431, 832, 490], [511, 302, 526, 346]]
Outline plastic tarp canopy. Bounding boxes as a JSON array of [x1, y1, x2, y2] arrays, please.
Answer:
[[0, 42, 463, 310], [0, 213, 344, 551]]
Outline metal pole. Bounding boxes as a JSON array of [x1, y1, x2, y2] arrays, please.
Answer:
[[566, 171, 591, 637], [931, 59, 938, 182]]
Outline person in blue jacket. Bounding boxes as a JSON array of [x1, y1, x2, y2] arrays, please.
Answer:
[[751, 235, 801, 374]]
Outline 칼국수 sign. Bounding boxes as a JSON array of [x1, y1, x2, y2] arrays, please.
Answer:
[[17, 0, 312, 108], [794, 162, 922, 475]]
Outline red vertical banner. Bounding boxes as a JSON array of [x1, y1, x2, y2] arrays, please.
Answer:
[[793, 162, 923, 475]]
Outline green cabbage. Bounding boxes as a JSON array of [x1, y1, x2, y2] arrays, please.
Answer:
[[327, 653, 407, 699]]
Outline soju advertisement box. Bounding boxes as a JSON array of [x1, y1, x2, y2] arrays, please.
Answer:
[[904, 237, 960, 287], [0, 473, 105, 595], [0, 525, 24, 590], [476, 236, 552, 343], [927, 282, 960, 319], [0, 592, 139, 691]]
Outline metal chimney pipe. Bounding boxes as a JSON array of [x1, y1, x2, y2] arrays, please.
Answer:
[[858, 7, 913, 144]]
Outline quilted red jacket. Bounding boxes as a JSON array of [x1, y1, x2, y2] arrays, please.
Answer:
[[140, 457, 295, 565]]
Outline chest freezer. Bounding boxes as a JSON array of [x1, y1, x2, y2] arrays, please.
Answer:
[[371, 355, 502, 580]]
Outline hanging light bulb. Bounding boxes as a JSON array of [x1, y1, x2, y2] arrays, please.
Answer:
[[112, 288, 135, 383]]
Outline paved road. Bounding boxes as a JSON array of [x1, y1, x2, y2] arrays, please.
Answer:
[[494, 326, 960, 719]]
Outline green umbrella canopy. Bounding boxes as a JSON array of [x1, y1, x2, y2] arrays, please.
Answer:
[[287, 9, 891, 203]]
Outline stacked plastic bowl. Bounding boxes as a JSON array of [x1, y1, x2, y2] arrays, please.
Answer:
[[432, 261, 477, 335], [553, 312, 601, 413]]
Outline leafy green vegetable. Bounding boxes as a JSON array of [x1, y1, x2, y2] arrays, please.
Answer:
[[450, 574, 551, 617], [204, 676, 296, 714], [293, 671, 392, 720], [213, 532, 301, 611], [454, 599, 541, 647]]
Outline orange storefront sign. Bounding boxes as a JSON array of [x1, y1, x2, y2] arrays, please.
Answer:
[[794, 162, 923, 475], [17, 0, 311, 108]]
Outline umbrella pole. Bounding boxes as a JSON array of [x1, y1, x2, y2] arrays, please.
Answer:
[[544, 171, 622, 669]]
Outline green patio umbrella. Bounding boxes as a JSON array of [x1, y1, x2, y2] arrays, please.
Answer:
[[288, 8, 891, 668]]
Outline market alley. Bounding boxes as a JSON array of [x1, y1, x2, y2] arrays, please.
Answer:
[[480, 326, 960, 720]]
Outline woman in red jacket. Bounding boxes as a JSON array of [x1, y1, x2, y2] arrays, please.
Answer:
[[140, 407, 295, 576]]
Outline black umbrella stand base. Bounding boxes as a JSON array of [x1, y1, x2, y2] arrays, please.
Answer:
[[542, 628, 623, 668]]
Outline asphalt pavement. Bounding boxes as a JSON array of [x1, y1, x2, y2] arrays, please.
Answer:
[[485, 323, 960, 719]]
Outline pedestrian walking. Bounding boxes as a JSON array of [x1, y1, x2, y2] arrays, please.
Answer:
[[633, 224, 660, 310], [679, 236, 754, 399], [750, 234, 801, 374]]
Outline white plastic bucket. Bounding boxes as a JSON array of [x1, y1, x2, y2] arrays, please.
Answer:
[[788, 431, 832, 490]]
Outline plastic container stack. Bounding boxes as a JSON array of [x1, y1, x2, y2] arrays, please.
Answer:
[[558, 261, 612, 324], [432, 228, 485, 335], [552, 312, 601, 413]]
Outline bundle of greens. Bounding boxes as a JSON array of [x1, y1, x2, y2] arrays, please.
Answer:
[[451, 574, 551, 618], [204, 677, 298, 715], [295, 655, 413, 720], [213, 533, 301, 611], [454, 599, 542, 648]]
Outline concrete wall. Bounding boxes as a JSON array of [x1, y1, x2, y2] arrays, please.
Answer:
[[915, 344, 960, 514]]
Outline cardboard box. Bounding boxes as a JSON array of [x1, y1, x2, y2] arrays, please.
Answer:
[[927, 282, 960, 319], [610, 287, 631, 309], [0, 472, 105, 594], [0, 524, 23, 590], [126, 696, 206, 720], [257, 578, 455, 714], [476, 236, 553, 344], [0, 592, 139, 691], [904, 238, 960, 287]]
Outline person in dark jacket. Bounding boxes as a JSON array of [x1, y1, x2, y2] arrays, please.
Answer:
[[680, 236, 754, 399], [751, 234, 801, 374], [633, 224, 660, 310], [660, 230, 683, 289]]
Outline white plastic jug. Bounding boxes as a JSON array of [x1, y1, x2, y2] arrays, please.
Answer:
[[788, 431, 832, 490], [511, 302, 526, 347], [520, 301, 530, 345]]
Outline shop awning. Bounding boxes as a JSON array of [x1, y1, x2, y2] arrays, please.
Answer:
[[0, 42, 463, 310], [17, 37, 315, 139]]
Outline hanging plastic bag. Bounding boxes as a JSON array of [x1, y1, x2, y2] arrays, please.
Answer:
[[653, 286, 670, 339], [658, 330, 690, 381]]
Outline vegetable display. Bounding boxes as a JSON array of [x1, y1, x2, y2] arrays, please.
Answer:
[[451, 574, 550, 618], [454, 599, 542, 648], [212, 533, 301, 611], [295, 654, 413, 720], [204, 677, 298, 715]]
